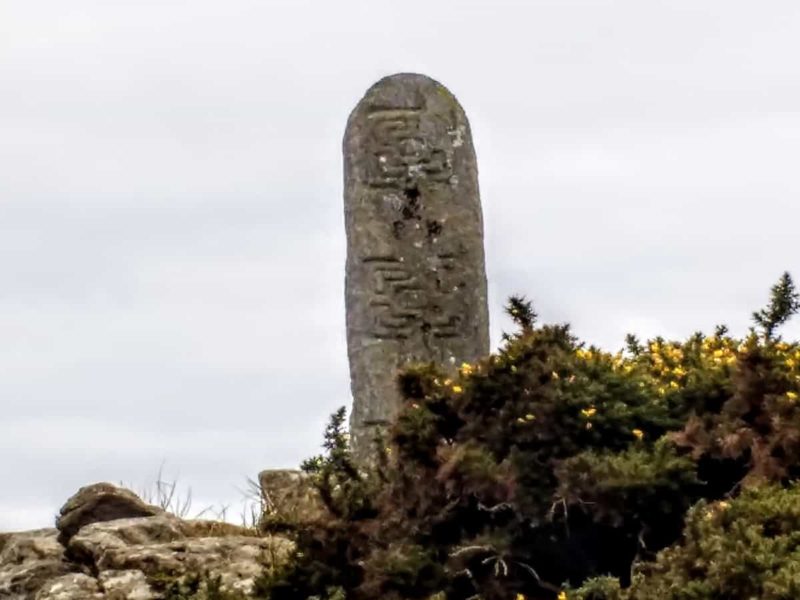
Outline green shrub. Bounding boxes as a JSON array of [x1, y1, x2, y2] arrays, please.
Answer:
[[256, 273, 800, 600], [574, 483, 800, 600]]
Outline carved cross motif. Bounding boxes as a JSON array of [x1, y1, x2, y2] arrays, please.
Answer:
[[363, 255, 463, 340], [366, 109, 453, 189]]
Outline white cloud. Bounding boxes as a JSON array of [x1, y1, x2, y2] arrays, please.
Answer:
[[2, 0, 800, 530]]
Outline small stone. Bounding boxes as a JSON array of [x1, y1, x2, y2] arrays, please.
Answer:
[[56, 483, 162, 547]]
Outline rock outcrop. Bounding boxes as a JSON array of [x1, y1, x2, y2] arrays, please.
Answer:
[[0, 529, 70, 599], [56, 483, 163, 547], [0, 483, 293, 599]]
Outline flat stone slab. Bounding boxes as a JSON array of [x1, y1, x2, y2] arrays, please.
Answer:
[[344, 73, 489, 458]]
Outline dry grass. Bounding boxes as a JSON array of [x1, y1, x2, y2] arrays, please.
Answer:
[[121, 464, 269, 533]]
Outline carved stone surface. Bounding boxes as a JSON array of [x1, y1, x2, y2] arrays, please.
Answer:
[[344, 73, 489, 458]]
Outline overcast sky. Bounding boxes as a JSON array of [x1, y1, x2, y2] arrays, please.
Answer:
[[2, 1, 800, 531]]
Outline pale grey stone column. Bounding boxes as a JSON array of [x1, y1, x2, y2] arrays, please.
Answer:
[[343, 73, 489, 460]]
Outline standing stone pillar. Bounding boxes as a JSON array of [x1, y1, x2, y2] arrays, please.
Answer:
[[344, 73, 490, 460]]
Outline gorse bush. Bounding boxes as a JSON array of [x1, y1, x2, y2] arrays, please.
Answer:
[[572, 484, 800, 600], [256, 272, 800, 600]]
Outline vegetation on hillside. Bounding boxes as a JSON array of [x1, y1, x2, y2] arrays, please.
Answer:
[[253, 272, 800, 600]]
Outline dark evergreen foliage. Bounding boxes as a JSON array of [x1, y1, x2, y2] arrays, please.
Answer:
[[255, 273, 800, 600]]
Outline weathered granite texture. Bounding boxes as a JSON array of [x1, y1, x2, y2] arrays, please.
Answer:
[[0, 483, 292, 599], [0, 529, 69, 600], [344, 73, 490, 458], [56, 483, 163, 547]]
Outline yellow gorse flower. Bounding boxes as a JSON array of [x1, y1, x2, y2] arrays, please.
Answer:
[[666, 345, 684, 361], [558, 592, 568, 600], [460, 362, 474, 375], [451, 385, 463, 394], [632, 428, 644, 440], [581, 407, 597, 418], [787, 391, 798, 401]]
